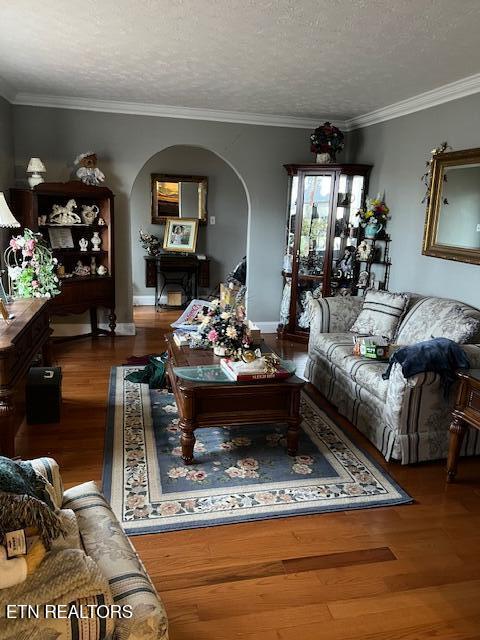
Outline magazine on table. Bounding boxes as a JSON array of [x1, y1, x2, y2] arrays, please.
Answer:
[[170, 299, 211, 331]]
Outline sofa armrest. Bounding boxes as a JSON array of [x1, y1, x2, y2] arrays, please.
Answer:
[[307, 293, 363, 336], [63, 481, 168, 640], [389, 344, 480, 390]]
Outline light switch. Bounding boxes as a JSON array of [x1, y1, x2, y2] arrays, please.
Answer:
[[210, 216, 216, 225]]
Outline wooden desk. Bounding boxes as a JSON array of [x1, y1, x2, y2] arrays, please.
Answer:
[[0, 299, 52, 457], [447, 369, 480, 482]]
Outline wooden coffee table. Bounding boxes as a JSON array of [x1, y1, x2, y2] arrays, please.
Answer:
[[165, 334, 305, 464]]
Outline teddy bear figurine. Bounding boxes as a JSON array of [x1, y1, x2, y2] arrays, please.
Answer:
[[74, 151, 105, 186]]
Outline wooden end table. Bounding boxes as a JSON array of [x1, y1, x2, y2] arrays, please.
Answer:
[[165, 334, 305, 464], [447, 369, 480, 482]]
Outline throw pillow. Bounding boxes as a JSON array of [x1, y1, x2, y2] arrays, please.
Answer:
[[350, 289, 410, 341]]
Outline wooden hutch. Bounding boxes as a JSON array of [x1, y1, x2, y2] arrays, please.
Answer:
[[10, 181, 116, 336]]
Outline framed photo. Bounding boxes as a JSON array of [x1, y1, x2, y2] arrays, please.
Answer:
[[48, 227, 74, 249], [163, 218, 198, 253]]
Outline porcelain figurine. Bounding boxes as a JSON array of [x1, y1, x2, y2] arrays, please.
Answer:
[[356, 240, 371, 262], [90, 256, 97, 273], [79, 238, 88, 252], [49, 199, 81, 225], [73, 260, 90, 277], [97, 217, 106, 226], [81, 204, 99, 225], [38, 215, 47, 226], [357, 270, 369, 288], [97, 265, 108, 276], [91, 231, 101, 252]]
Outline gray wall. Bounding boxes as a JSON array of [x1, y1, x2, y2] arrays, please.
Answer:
[[350, 92, 480, 309], [12, 105, 313, 324], [0, 96, 14, 191], [130, 145, 248, 299], [0, 97, 14, 273]]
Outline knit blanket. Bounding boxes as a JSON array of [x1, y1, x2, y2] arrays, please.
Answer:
[[0, 457, 54, 509], [0, 548, 114, 640]]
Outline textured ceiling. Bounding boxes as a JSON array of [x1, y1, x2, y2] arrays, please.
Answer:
[[0, 0, 480, 119]]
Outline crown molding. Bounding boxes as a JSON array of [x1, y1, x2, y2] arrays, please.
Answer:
[[346, 72, 480, 130], [12, 92, 335, 129], [6, 71, 480, 131], [0, 76, 16, 103]]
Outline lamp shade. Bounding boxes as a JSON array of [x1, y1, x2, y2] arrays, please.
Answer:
[[27, 157, 46, 173], [0, 193, 20, 228]]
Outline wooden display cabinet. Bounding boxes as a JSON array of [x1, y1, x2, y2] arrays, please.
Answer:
[[279, 164, 372, 342], [10, 181, 116, 336]]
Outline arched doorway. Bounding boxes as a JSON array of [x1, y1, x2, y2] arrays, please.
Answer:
[[129, 145, 249, 311]]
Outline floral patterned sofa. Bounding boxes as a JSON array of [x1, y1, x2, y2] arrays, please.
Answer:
[[305, 293, 480, 464], [23, 458, 168, 640]]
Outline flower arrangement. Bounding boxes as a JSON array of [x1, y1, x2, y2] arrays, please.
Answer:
[[139, 229, 161, 256], [4, 229, 60, 299], [198, 299, 251, 357], [356, 195, 390, 227], [310, 121, 345, 161]]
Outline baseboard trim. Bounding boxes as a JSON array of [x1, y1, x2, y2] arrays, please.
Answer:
[[133, 295, 156, 306], [51, 322, 136, 336], [253, 321, 279, 333]]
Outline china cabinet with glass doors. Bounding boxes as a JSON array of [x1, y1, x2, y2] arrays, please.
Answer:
[[279, 164, 372, 341]]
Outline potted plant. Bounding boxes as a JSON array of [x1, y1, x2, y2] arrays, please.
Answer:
[[310, 122, 345, 163]]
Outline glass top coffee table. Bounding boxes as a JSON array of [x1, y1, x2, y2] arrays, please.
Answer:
[[165, 333, 305, 464]]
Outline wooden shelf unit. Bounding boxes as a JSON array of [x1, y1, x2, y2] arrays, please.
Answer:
[[10, 181, 116, 337]]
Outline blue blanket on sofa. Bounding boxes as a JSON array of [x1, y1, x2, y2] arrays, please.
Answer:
[[382, 337, 470, 396]]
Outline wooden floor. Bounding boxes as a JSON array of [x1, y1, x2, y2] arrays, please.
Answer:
[[16, 307, 480, 639]]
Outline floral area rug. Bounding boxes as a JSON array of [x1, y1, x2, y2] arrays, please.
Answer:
[[103, 366, 412, 535]]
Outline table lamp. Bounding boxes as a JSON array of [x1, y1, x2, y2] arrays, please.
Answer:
[[0, 193, 20, 228], [26, 157, 46, 188]]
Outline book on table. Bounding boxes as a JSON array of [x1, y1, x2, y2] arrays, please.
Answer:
[[220, 356, 291, 382]]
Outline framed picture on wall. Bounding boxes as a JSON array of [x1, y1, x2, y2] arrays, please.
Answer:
[[163, 218, 199, 253]]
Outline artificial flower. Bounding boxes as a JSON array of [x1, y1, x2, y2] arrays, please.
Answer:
[[226, 326, 238, 339], [4, 229, 60, 299]]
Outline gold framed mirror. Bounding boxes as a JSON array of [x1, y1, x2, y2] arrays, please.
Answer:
[[423, 147, 480, 265], [151, 173, 207, 224]]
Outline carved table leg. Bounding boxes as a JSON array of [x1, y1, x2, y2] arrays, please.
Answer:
[[0, 390, 15, 458], [180, 419, 196, 465], [447, 416, 467, 482], [287, 417, 301, 456], [109, 309, 116, 336]]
